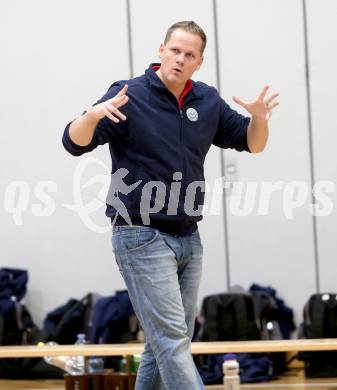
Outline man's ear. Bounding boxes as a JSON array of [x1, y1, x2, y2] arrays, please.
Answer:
[[158, 43, 165, 59], [196, 55, 204, 71]]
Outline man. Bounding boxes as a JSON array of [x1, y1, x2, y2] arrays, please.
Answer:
[[63, 21, 278, 390]]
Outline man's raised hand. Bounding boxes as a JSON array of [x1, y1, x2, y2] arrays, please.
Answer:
[[88, 84, 129, 123], [232, 86, 279, 121]]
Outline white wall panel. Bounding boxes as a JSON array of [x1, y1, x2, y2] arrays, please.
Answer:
[[0, 0, 129, 325], [1, 0, 331, 331], [306, 0, 337, 293], [217, 0, 316, 325]]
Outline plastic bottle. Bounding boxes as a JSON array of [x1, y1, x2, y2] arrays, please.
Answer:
[[65, 333, 87, 375], [223, 354, 240, 390], [41, 335, 104, 375], [87, 356, 104, 374], [39, 341, 69, 371], [119, 355, 127, 372]]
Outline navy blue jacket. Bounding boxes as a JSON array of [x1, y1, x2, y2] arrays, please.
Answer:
[[62, 64, 250, 235]]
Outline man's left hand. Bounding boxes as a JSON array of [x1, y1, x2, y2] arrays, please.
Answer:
[[232, 86, 279, 121]]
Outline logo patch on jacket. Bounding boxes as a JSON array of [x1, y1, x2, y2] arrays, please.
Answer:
[[186, 108, 198, 122]]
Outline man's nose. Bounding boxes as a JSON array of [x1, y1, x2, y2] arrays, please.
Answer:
[[176, 53, 184, 64]]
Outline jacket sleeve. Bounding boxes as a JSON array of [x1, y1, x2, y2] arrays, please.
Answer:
[[213, 97, 251, 153], [62, 82, 128, 156]]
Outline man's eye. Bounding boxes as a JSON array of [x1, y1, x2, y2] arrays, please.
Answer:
[[172, 48, 178, 53], [187, 53, 194, 59]]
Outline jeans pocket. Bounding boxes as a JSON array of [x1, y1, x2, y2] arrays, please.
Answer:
[[111, 234, 126, 277], [124, 228, 159, 253], [112, 232, 121, 254], [115, 258, 124, 277], [191, 229, 203, 255]]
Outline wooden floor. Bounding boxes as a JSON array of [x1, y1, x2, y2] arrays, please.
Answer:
[[1, 370, 337, 390]]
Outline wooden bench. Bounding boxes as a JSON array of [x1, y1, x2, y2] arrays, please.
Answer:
[[1, 339, 337, 358]]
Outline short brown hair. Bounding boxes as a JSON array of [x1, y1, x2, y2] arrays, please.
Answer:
[[164, 21, 207, 55]]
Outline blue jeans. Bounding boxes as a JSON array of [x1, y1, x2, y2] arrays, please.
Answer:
[[112, 225, 204, 390]]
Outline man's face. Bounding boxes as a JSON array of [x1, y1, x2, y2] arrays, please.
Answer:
[[158, 29, 204, 86]]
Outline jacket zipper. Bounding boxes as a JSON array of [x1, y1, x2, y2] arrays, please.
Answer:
[[179, 107, 185, 215], [178, 96, 202, 217]]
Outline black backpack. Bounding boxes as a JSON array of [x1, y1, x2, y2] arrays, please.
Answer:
[[0, 268, 97, 379], [249, 283, 295, 340], [302, 293, 337, 339], [199, 293, 260, 341], [195, 293, 277, 385], [40, 294, 93, 344], [298, 293, 337, 377], [19, 293, 96, 379], [0, 301, 37, 346], [250, 289, 291, 375], [0, 268, 41, 378]]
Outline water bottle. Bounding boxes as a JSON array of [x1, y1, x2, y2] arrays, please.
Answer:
[[39, 341, 69, 371], [223, 354, 240, 390], [119, 355, 127, 372], [65, 333, 87, 375], [87, 357, 104, 374]]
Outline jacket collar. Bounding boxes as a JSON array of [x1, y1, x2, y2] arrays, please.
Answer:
[[145, 63, 202, 101]]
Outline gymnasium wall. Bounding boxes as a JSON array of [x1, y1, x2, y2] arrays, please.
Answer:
[[0, 0, 336, 328]]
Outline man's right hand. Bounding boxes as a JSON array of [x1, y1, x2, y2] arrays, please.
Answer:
[[68, 85, 129, 147], [87, 84, 129, 123]]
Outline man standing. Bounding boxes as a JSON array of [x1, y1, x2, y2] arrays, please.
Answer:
[[63, 21, 278, 390]]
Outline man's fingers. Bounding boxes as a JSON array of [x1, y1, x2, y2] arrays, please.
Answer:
[[107, 94, 129, 108], [116, 84, 128, 97], [266, 111, 272, 120], [258, 85, 270, 101], [106, 103, 127, 121], [268, 101, 279, 110], [265, 101, 279, 120], [115, 95, 129, 108], [232, 96, 247, 108], [106, 84, 128, 104], [104, 109, 120, 123], [108, 94, 127, 104], [265, 93, 279, 106]]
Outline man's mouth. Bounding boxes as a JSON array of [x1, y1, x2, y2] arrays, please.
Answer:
[[173, 68, 183, 74]]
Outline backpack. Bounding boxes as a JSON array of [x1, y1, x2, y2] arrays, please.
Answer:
[[196, 293, 271, 385], [198, 293, 260, 342], [41, 294, 93, 344], [251, 291, 280, 337], [90, 290, 139, 371], [0, 268, 90, 379], [196, 291, 277, 385], [90, 290, 137, 344], [298, 293, 337, 377], [196, 288, 294, 383], [302, 293, 337, 339], [0, 268, 40, 378], [249, 284, 295, 375], [19, 293, 96, 379], [249, 284, 295, 340]]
